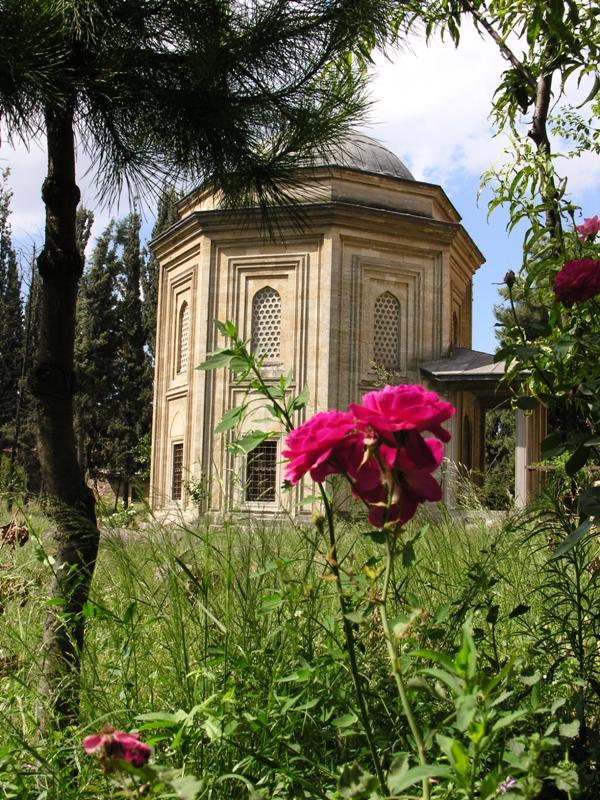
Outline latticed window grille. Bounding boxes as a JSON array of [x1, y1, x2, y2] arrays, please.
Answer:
[[246, 440, 277, 502], [374, 291, 401, 369], [176, 302, 190, 374], [251, 287, 281, 361], [171, 443, 184, 501]]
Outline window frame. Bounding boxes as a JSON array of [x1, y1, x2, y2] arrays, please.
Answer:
[[176, 300, 190, 375], [251, 286, 282, 365], [244, 439, 279, 505], [171, 441, 185, 502], [373, 290, 402, 371]]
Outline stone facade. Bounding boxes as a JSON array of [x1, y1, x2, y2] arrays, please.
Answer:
[[150, 134, 488, 515]]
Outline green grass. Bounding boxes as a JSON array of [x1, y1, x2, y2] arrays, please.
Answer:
[[0, 501, 597, 798]]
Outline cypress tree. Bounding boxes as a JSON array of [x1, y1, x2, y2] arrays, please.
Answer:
[[143, 187, 179, 362], [14, 257, 42, 494], [108, 212, 150, 505], [75, 222, 119, 481], [0, 169, 23, 459]]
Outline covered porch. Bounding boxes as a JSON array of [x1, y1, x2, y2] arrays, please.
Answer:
[[419, 348, 546, 508]]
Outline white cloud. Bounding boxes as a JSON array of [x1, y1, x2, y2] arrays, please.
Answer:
[[363, 24, 508, 186], [0, 136, 125, 259]]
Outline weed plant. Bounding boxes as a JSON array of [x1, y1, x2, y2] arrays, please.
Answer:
[[0, 499, 598, 798]]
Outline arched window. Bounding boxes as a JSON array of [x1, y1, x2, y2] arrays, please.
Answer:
[[374, 291, 401, 370], [176, 301, 190, 374], [252, 286, 281, 361]]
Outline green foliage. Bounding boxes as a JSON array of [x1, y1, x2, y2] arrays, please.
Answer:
[[0, 168, 22, 453], [144, 186, 180, 363], [1, 506, 598, 797], [198, 320, 310, 454], [482, 408, 515, 509], [0, 0, 401, 210], [76, 213, 152, 496]]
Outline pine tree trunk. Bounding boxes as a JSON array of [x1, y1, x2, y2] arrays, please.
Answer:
[[34, 103, 100, 730]]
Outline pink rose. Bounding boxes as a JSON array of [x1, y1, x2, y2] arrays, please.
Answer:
[[351, 438, 444, 527], [282, 385, 453, 529], [349, 384, 454, 443], [282, 410, 359, 484], [576, 215, 600, 241], [83, 728, 151, 769], [553, 258, 600, 306]]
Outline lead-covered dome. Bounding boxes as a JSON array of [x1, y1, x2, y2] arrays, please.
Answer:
[[309, 132, 415, 181]]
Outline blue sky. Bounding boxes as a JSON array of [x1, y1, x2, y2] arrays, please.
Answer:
[[1, 22, 598, 355]]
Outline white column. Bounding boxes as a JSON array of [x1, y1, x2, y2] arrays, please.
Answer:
[[515, 410, 527, 507]]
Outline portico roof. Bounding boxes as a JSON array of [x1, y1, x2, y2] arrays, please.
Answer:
[[419, 348, 505, 383]]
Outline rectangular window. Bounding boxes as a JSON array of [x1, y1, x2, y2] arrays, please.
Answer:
[[171, 443, 184, 501], [245, 440, 277, 502]]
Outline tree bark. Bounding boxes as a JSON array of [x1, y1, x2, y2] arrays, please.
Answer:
[[34, 102, 100, 730], [527, 71, 560, 235]]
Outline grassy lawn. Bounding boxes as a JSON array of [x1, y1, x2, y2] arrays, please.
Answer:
[[0, 502, 597, 798]]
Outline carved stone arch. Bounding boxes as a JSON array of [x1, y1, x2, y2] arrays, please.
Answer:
[[251, 286, 281, 361], [374, 291, 401, 370], [176, 301, 190, 374]]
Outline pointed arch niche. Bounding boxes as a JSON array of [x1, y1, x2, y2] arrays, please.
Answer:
[[373, 290, 401, 370], [176, 301, 190, 375], [251, 286, 281, 362]]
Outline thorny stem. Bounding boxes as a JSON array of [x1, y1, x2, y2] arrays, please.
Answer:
[[318, 483, 388, 796], [379, 532, 430, 800], [241, 343, 386, 793]]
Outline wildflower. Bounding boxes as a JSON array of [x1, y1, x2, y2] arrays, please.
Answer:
[[498, 776, 518, 793], [576, 215, 600, 241], [83, 726, 151, 770], [553, 259, 600, 306]]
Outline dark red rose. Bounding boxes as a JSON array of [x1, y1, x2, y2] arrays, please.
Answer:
[[553, 259, 600, 306]]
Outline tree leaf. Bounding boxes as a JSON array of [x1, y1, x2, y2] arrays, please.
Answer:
[[551, 520, 593, 560], [214, 404, 247, 434], [541, 432, 565, 458], [387, 763, 451, 794], [228, 430, 271, 455], [168, 774, 204, 800], [197, 349, 234, 370], [565, 445, 589, 476], [290, 384, 310, 411], [214, 319, 237, 339], [332, 712, 358, 728], [516, 396, 538, 411], [337, 763, 378, 799], [508, 604, 530, 618], [558, 719, 580, 739], [456, 693, 477, 732], [577, 487, 600, 517]]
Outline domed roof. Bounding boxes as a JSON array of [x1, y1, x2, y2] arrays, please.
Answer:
[[310, 132, 415, 181]]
